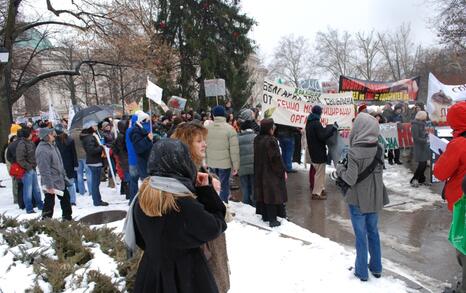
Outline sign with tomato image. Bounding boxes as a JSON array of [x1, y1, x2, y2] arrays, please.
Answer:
[[167, 96, 187, 111]]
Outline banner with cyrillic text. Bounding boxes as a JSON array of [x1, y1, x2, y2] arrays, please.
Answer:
[[339, 75, 420, 101], [261, 79, 355, 132], [427, 73, 466, 122]]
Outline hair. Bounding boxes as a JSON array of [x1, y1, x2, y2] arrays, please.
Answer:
[[138, 178, 180, 217], [124, 95, 141, 105], [171, 123, 208, 166], [59, 132, 68, 144]]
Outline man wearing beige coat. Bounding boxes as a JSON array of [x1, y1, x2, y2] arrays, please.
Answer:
[[206, 105, 240, 203]]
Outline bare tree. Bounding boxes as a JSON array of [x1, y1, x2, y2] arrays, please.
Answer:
[[315, 28, 355, 79], [268, 35, 314, 87], [353, 30, 382, 80], [377, 24, 421, 80], [434, 0, 466, 50]]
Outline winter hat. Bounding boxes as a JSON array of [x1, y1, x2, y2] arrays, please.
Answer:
[[147, 138, 197, 193], [135, 110, 150, 123], [212, 105, 227, 117], [259, 118, 274, 135], [38, 127, 55, 140], [447, 101, 466, 138], [238, 109, 254, 122], [54, 123, 65, 135], [312, 105, 323, 115], [415, 110, 428, 121], [358, 104, 367, 113], [349, 112, 380, 147]]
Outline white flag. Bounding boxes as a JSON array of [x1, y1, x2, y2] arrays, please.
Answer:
[[146, 78, 163, 104], [67, 102, 75, 130]]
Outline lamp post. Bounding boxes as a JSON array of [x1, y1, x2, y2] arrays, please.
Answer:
[[0, 47, 13, 123]]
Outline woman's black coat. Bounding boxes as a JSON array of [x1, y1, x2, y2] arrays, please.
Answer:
[[305, 119, 335, 164], [80, 132, 103, 165], [56, 136, 78, 179], [133, 185, 227, 293]]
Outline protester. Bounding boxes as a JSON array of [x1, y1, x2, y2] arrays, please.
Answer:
[[16, 126, 44, 214], [410, 111, 431, 187], [130, 110, 153, 180], [275, 124, 298, 173], [237, 114, 257, 206], [6, 129, 25, 209], [54, 124, 79, 206], [35, 127, 72, 220], [205, 105, 240, 203], [71, 128, 91, 196], [101, 120, 116, 188], [113, 119, 130, 199], [127, 113, 141, 202], [254, 118, 287, 227], [305, 105, 337, 200], [433, 102, 466, 293], [131, 139, 227, 293], [238, 108, 260, 133], [336, 112, 389, 282], [171, 123, 231, 293], [387, 103, 403, 165], [358, 104, 368, 114], [80, 122, 108, 206], [381, 103, 393, 123]]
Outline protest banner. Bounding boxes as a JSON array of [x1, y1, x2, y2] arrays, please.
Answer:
[[339, 75, 420, 101], [204, 79, 226, 97], [321, 81, 339, 93], [167, 96, 187, 111], [379, 123, 399, 150], [426, 73, 466, 122], [261, 79, 355, 129]]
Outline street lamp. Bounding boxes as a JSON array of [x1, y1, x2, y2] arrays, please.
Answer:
[[0, 47, 13, 123]]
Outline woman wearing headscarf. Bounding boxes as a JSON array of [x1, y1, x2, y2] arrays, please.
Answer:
[[131, 139, 227, 293], [336, 112, 389, 281], [171, 122, 230, 293], [254, 118, 288, 227], [410, 111, 430, 187]]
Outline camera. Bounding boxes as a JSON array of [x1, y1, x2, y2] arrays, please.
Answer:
[[330, 155, 350, 196]]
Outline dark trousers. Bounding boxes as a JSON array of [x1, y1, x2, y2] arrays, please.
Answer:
[[42, 190, 72, 220], [457, 250, 466, 292], [411, 161, 427, 183], [387, 149, 401, 163]]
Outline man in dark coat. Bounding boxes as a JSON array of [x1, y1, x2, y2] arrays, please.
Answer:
[[254, 118, 287, 227], [305, 105, 337, 200], [410, 111, 430, 187], [55, 124, 79, 205], [113, 119, 130, 199]]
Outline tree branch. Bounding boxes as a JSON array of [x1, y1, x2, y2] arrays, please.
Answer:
[[13, 21, 87, 38]]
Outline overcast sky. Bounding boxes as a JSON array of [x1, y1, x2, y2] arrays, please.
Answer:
[[240, 0, 438, 63]]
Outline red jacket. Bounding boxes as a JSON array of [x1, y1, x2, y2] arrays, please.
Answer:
[[433, 102, 466, 211]]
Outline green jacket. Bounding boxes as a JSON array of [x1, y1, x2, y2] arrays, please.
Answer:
[[205, 116, 240, 170]]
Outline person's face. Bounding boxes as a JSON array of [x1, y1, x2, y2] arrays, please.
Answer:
[[395, 109, 402, 114], [125, 101, 138, 112], [193, 135, 206, 160], [376, 116, 381, 122], [415, 106, 421, 112], [104, 125, 111, 131], [48, 131, 56, 142]]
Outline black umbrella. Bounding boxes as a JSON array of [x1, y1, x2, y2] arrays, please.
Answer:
[[69, 105, 115, 130]]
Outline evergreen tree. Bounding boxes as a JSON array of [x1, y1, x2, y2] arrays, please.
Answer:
[[156, 0, 255, 111]]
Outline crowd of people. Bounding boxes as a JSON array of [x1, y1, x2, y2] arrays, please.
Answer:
[[3, 96, 466, 291]]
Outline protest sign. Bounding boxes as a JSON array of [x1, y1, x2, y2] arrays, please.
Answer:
[[261, 79, 355, 129], [321, 81, 339, 93], [339, 75, 420, 101], [146, 79, 163, 104], [204, 79, 226, 97], [426, 73, 466, 122], [379, 123, 399, 150], [167, 96, 187, 111]]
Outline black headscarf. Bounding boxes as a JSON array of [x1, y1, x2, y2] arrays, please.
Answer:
[[147, 139, 197, 192]]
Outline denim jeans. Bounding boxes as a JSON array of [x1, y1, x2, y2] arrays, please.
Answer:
[[88, 166, 103, 206], [137, 158, 148, 180], [239, 174, 254, 206], [278, 136, 295, 172], [348, 204, 382, 280], [22, 169, 44, 213], [77, 159, 92, 195], [212, 168, 231, 203], [67, 178, 77, 204], [129, 165, 140, 203]]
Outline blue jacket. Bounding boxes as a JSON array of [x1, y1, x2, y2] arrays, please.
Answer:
[[130, 122, 152, 162], [126, 115, 138, 166]]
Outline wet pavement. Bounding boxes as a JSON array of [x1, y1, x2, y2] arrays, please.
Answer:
[[232, 158, 458, 292]]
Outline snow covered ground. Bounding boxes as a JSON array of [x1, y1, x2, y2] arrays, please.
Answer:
[[0, 163, 432, 292]]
